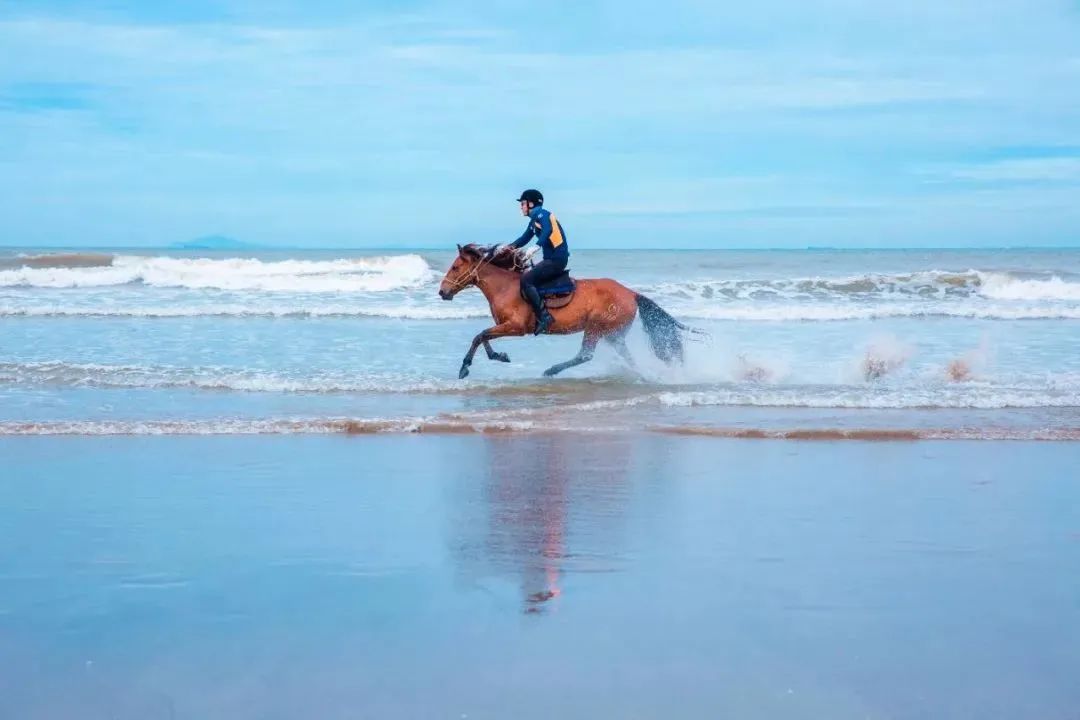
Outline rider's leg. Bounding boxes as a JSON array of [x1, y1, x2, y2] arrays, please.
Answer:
[[521, 271, 545, 315], [521, 260, 563, 335]]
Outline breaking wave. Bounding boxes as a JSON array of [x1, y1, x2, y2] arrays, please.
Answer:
[[647, 270, 1080, 303], [1, 255, 1077, 321], [0, 254, 435, 292], [978, 272, 1080, 301]]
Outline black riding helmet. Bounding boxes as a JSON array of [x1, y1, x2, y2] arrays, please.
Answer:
[[516, 189, 543, 205]]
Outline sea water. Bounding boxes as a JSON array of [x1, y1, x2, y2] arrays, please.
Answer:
[[2, 247, 1078, 437]]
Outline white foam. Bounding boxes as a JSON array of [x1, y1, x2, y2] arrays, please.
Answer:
[[0, 416, 537, 435], [646, 269, 1080, 302], [0, 415, 1074, 439], [5, 301, 1078, 321], [0, 304, 489, 319], [0, 362, 464, 394], [0, 418, 345, 435], [976, 271, 1080, 301], [667, 304, 1080, 321], [3, 257, 1078, 322], [0, 254, 435, 293], [647, 270, 986, 302], [655, 386, 1080, 409], [643, 268, 1080, 320]]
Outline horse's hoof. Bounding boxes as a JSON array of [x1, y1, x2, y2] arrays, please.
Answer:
[[491, 352, 510, 363], [542, 367, 559, 377], [458, 365, 470, 379]]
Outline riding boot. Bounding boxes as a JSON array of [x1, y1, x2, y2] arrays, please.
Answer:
[[523, 285, 554, 335], [534, 307, 554, 335]]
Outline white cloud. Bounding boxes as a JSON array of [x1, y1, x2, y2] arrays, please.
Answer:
[[1, 2, 1080, 246], [944, 157, 1080, 182]]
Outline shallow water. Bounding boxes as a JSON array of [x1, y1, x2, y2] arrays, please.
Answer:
[[2, 247, 1078, 437], [2, 434, 1078, 719]]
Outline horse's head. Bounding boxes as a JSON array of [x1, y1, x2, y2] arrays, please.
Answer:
[[438, 244, 485, 300]]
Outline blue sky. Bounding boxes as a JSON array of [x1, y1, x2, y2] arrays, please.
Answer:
[[1, 0, 1079, 248]]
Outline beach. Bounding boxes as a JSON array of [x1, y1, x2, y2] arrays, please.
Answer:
[[5, 0, 1080, 713], [2, 434, 1079, 719], [2, 246, 1079, 717]]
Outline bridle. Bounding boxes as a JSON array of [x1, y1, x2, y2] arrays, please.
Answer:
[[443, 253, 494, 294], [443, 247, 531, 295]]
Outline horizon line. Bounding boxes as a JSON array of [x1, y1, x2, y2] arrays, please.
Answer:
[[2, 244, 1079, 252]]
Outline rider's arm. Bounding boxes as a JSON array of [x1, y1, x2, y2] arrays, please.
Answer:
[[509, 220, 535, 250], [533, 212, 554, 247], [509, 220, 536, 249]]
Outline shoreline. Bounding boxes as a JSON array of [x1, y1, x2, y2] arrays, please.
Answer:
[[2, 418, 1078, 439]]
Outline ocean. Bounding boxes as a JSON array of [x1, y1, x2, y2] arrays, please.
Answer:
[[4, 246, 1080, 719], [2, 247, 1078, 438]]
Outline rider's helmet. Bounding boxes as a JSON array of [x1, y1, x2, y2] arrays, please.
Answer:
[[516, 189, 544, 206]]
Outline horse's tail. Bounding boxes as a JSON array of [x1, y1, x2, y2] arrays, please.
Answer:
[[635, 294, 705, 364]]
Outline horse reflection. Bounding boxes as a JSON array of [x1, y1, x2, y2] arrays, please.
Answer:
[[488, 435, 570, 613], [450, 434, 635, 614]]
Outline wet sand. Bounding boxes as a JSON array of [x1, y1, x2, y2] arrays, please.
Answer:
[[1, 435, 1078, 719]]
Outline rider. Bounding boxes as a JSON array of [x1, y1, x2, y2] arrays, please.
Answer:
[[503, 189, 569, 335]]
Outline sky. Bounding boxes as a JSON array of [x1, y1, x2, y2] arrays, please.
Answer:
[[1, 0, 1079, 249]]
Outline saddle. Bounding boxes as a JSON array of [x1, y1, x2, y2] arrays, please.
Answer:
[[534, 270, 576, 309], [494, 248, 576, 309]]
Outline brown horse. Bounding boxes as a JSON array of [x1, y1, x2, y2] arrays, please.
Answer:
[[438, 244, 698, 379]]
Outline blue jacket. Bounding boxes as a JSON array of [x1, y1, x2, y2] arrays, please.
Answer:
[[510, 206, 569, 262]]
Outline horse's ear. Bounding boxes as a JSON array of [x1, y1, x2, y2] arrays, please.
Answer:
[[456, 243, 463, 254], [461, 244, 480, 258]]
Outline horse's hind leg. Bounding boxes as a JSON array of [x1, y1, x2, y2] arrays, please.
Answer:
[[606, 328, 637, 372], [482, 338, 510, 363], [543, 332, 599, 377]]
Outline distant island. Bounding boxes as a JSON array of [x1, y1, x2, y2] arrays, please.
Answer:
[[169, 235, 259, 250]]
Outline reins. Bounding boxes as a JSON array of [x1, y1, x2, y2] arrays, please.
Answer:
[[444, 254, 493, 293], [445, 249, 527, 293]]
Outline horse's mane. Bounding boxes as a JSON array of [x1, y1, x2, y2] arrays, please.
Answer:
[[461, 243, 528, 273]]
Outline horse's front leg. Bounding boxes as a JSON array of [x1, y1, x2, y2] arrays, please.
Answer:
[[459, 323, 524, 379], [482, 338, 510, 363]]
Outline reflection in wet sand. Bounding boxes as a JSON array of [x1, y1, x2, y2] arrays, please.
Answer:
[[4, 435, 1080, 718], [450, 434, 636, 614]]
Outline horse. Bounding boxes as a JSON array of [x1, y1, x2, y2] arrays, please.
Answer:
[[438, 244, 699, 379]]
